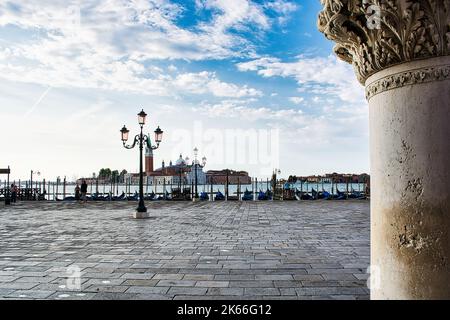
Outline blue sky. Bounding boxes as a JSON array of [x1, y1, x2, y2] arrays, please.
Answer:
[[0, 0, 369, 181]]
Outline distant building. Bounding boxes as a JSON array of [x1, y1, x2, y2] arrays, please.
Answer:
[[76, 177, 108, 185], [206, 170, 251, 184], [147, 154, 206, 185], [145, 143, 154, 175], [295, 173, 370, 184], [122, 173, 139, 184]]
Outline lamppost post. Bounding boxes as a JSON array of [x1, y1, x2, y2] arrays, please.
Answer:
[[193, 147, 198, 199], [137, 123, 145, 213], [195, 163, 198, 198], [121, 109, 163, 219], [273, 168, 281, 199], [30, 170, 40, 200], [191, 147, 206, 202], [226, 169, 229, 201]]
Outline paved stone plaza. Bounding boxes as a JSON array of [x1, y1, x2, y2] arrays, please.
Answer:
[[0, 201, 370, 300]]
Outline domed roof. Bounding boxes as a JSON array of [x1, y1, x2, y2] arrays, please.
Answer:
[[175, 154, 186, 166]]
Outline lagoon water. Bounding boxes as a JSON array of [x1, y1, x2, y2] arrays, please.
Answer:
[[22, 181, 367, 200]]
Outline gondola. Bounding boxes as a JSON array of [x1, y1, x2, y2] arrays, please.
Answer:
[[200, 192, 209, 201], [348, 188, 366, 199], [112, 192, 126, 201], [257, 189, 272, 200], [242, 189, 253, 201], [319, 190, 331, 200], [163, 190, 172, 200], [257, 190, 268, 200], [334, 188, 347, 200], [90, 193, 109, 201], [60, 196, 76, 201], [301, 193, 314, 200], [144, 191, 156, 201], [126, 192, 139, 201], [214, 190, 225, 201], [296, 188, 313, 200], [295, 188, 302, 200]]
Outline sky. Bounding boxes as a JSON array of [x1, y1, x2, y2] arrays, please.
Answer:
[[0, 0, 369, 181]]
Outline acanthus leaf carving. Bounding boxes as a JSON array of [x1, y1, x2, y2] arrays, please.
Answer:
[[317, 0, 450, 85]]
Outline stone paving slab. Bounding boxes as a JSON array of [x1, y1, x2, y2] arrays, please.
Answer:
[[0, 201, 369, 300]]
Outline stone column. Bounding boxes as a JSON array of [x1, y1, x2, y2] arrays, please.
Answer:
[[318, 0, 450, 299]]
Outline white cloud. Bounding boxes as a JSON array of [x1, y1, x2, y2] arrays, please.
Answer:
[[0, 45, 260, 98], [0, 0, 279, 63], [289, 96, 304, 104], [0, 0, 281, 96], [195, 100, 303, 122], [193, 99, 367, 151], [197, 0, 270, 31], [263, 0, 298, 25], [173, 71, 262, 98], [236, 55, 365, 104]]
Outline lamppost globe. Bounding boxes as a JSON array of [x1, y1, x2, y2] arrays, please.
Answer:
[[154, 126, 163, 144], [138, 109, 147, 126], [202, 156, 207, 166], [193, 147, 198, 157], [120, 125, 129, 142]]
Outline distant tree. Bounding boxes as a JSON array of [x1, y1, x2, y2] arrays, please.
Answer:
[[119, 169, 128, 183], [111, 170, 119, 181], [98, 168, 112, 180]]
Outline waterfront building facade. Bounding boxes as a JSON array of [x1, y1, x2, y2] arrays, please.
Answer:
[[206, 170, 251, 184]]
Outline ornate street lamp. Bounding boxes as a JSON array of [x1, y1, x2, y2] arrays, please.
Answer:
[[120, 109, 163, 218], [272, 168, 281, 196], [30, 170, 40, 200], [191, 147, 206, 201]]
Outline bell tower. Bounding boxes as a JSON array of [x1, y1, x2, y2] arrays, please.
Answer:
[[145, 136, 154, 175]]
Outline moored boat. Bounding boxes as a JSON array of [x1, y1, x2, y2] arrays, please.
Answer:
[[214, 190, 225, 201], [242, 189, 253, 201]]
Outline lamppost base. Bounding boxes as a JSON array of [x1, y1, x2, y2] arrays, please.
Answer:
[[133, 211, 150, 219]]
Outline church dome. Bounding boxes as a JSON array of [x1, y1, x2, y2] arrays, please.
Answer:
[[175, 154, 186, 166]]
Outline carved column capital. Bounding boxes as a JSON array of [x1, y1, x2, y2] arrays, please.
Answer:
[[317, 0, 450, 85]]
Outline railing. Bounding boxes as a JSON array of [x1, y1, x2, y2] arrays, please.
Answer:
[[1, 177, 369, 202]]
